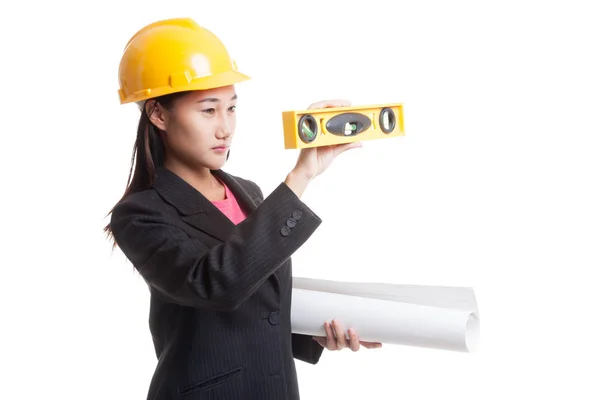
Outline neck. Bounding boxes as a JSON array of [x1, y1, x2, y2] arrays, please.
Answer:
[[163, 158, 222, 196]]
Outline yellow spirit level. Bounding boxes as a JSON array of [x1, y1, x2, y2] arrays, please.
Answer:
[[281, 103, 404, 149]]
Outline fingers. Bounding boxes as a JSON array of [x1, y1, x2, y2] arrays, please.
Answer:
[[324, 321, 337, 350], [320, 320, 382, 352], [360, 341, 383, 349], [331, 320, 347, 350], [348, 328, 360, 352], [308, 99, 352, 109], [333, 141, 363, 156], [312, 322, 337, 350]]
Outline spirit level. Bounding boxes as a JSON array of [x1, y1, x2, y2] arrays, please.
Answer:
[[282, 103, 404, 149]]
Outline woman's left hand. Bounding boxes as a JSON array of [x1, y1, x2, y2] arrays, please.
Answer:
[[313, 319, 383, 351]]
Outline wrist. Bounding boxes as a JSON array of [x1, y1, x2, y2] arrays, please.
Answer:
[[291, 166, 316, 182], [284, 170, 312, 198]]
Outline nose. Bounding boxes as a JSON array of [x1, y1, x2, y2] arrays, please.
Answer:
[[216, 114, 233, 139]]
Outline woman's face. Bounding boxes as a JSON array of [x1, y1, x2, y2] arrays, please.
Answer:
[[150, 85, 238, 171]]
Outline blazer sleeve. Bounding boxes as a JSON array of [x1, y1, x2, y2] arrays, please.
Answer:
[[292, 333, 325, 364], [110, 181, 321, 312], [245, 182, 326, 365]]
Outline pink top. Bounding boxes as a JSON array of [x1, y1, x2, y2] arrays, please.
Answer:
[[211, 181, 248, 224]]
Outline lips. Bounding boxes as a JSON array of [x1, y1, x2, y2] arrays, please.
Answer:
[[212, 145, 229, 154]]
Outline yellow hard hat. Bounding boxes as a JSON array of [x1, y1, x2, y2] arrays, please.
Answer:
[[117, 18, 250, 104]]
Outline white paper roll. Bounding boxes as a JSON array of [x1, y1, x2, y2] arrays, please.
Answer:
[[291, 283, 479, 353]]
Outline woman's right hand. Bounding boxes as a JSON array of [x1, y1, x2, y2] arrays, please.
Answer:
[[293, 99, 363, 180], [284, 99, 362, 198]]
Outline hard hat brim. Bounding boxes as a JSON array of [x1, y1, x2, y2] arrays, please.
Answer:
[[119, 70, 250, 105]]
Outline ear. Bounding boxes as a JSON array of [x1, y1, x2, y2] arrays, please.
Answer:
[[145, 100, 168, 131]]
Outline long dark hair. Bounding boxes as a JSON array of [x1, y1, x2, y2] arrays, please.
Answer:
[[103, 91, 188, 246]]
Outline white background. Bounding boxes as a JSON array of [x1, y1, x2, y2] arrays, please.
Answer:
[[2, 0, 599, 399]]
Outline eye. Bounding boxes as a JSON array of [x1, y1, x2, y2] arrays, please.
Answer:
[[202, 108, 216, 116], [228, 105, 237, 112]]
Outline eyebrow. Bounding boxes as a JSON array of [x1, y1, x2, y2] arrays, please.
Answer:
[[197, 94, 238, 103]]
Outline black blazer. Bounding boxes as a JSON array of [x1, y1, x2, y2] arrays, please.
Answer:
[[110, 166, 325, 399]]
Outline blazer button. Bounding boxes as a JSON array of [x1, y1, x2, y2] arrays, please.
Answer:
[[268, 311, 280, 325], [286, 218, 297, 228], [292, 210, 303, 220], [280, 226, 291, 236]]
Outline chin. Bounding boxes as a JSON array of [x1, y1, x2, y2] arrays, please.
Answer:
[[203, 158, 228, 171]]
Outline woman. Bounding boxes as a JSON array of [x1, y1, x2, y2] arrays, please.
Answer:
[[106, 17, 381, 399]]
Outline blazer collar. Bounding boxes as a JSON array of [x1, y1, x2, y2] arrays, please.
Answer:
[[152, 166, 260, 241]]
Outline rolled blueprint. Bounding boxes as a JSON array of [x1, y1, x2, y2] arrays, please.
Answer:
[[291, 278, 479, 353]]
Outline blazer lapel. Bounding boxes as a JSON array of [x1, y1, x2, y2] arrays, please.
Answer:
[[152, 167, 259, 243], [212, 169, 261, 215]]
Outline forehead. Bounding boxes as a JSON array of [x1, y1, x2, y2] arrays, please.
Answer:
[[185, 85, 237, 102]]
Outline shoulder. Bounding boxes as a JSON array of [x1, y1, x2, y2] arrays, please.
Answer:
[[109, 188, 185, 254], [110, 188, 175, 230], [113, 188, 164, 212]]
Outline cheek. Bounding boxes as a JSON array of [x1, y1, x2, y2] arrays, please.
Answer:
[[227, 114, 237, 134], [167, 117, 214, 151]]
